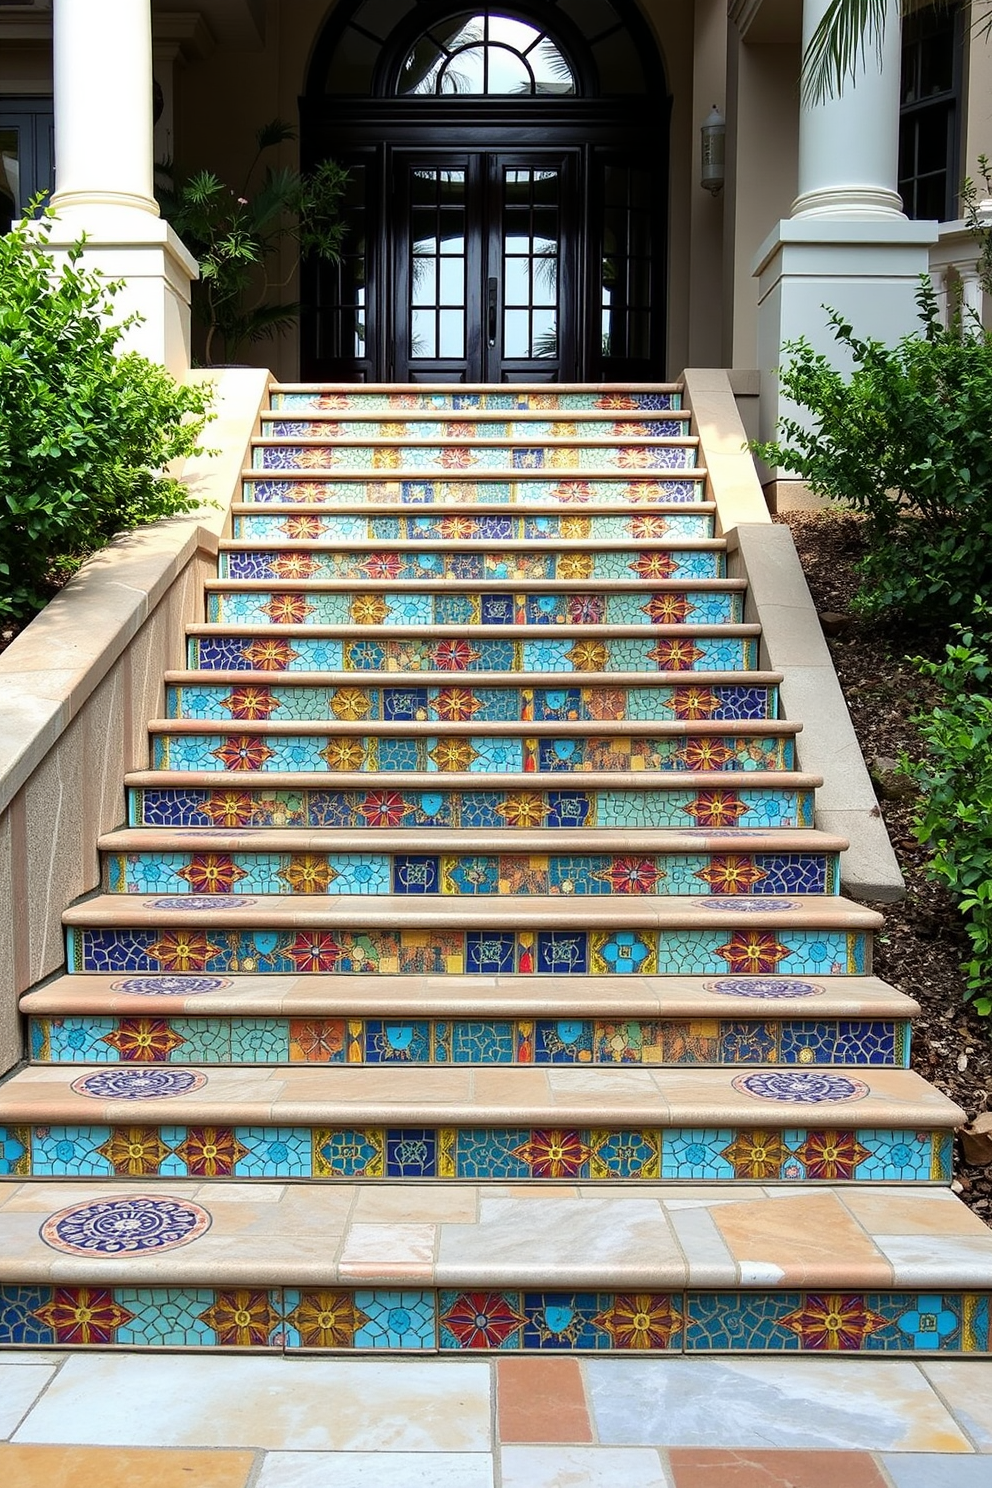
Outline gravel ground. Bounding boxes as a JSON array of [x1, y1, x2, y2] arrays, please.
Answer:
[[783, 510, 992, 1223]]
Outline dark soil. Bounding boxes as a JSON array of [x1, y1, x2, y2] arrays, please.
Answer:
[[783, 510, 992, 1222]]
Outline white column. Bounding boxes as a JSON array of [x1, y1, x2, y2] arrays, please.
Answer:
[[792, 0, 904, 219], [51, 0, 157, 220], [45, 0, 198, 374]]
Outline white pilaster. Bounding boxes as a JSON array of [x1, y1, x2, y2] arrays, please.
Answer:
[[45, 0, 197, 375], [754, 0, 936, 460]]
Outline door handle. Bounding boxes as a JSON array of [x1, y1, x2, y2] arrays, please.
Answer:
[[487, 276, 498, 347]]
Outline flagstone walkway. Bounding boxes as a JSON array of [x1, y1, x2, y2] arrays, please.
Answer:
[[1, 1349, 991, 1485]]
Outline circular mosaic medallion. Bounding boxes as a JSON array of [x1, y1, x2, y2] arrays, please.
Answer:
[[70, 1068, 207, 1100], [703, 978, 823, 999], [146, 896, 256, 910], [698, 897, 796, 912], [41, 1195, 211, 1256], [732, 1071, 869, 1103], [110, 976, 232, 997]]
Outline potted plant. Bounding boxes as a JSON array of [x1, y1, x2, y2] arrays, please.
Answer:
[[157, 120, 348, 366]]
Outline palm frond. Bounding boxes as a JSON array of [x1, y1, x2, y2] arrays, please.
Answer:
[[801, 0, 890, 106]]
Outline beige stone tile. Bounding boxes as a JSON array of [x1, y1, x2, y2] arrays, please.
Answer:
[[921, 1361, 992, 1449], [255, 1452, 494, 1487], [12, 1354, 493, 1450], [0, 1445, 256, 1488], [840, 1189, 987, 1236], [0, 1365, 58, 1438], [709, 1191, 894, 1287], [338, 1222, 437, 1280], [874, 1233, 992, 1286], [352, 1187, 477, 1224], [501, 1445, 672, 1487]]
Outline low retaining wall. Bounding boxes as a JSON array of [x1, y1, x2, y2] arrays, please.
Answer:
[[680, 367, 904, 905], [0, 367, 270, 1077]]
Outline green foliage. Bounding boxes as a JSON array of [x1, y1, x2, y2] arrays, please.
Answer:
[[158, 120, 348, 364], [752, 283, 992, 627], [961, 154, 992, 302], [902, 609, 992, 1017], [0, 210, 212, 624]]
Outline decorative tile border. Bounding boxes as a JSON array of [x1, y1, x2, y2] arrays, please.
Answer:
[[129, 785, 814, 833], [29, 1015, 905, 1068], [150, 730, 793, 776], [242, 476, 705, 505], [252, 443, 699, 472], [207, 585, 737, 628], [262, 418, 689, 439], [230, 512, 713, 544], [0, 1124, 946, 1181], [0, 1284, 984, 1352], [269, 390, 683, 412], [218, 547, 724, 583], [104, 848, 834, 898], [167, 681, 780, 726], [67, 922, 858, 977]]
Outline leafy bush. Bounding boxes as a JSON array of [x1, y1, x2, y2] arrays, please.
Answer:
[[752, 283, 992, 628], [158, 120, 349, 365], [0, 210, 212, 623], [902, 609, 992, 1017]]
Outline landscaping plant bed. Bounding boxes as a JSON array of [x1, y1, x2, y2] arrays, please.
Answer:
[[783, 510, 992, 1223]]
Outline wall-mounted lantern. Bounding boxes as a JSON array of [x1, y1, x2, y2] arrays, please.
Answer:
[[701, 105, 725, 196]]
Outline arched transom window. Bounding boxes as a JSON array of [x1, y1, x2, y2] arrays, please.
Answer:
[[399, 11, 576, 95]]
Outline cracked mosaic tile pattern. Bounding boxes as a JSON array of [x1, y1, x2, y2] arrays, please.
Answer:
[[29, 1015, 906, 1068], [242, 476, 706, 506], [67, 924, 864, 977], [0, 1283, 983, 1351], [0, 1123, 947, 1182], [253, 443, 699, 472], [218, 547, 726, 583], [104, 846, 834, 899], [150, 731, 791, 775], [166, 681, 780, 724], [128, 785, 815, 832], [270, 390, 683, 412], [262, 418, 689, 440], [230, 511, 714, 543], [207, 585, 738, 627]]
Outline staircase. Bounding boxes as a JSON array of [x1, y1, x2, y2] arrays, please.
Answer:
[[3, 383, 990, 1357]]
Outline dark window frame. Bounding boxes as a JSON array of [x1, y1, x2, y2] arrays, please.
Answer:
[[898, 5, 963, 222]]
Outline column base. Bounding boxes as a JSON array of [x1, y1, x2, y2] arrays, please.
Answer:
[[752, 216, 937, 448], [43, 210, 199, 378]]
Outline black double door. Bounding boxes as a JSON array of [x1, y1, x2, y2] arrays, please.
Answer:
[[393, 150, 576, 383]]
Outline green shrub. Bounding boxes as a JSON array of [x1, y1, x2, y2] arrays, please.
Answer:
[[902, 609, 992, 1017], [753, 283, 992, 628], [0, 210, 212, 623]]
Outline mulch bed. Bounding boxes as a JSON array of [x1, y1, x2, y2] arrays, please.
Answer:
[[783, 510, 992, 1222]]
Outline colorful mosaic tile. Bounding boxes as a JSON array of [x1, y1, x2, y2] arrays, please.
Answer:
[[218, 546, 725, 583], [129, 784, 814, 832], [683, 1291, 992, 1353], [40, 1195, 211, 1256], [2, 1123, 947, 1181], [68, 921, 858, 979], [230, 512, 714, 545], [269, 390, 682, 412], [261, 416, 690, 440], [253, 441, 699, 472], [150, 729, 791, 775], [242, 476, 705, 506], [167, 680, 780, 724]]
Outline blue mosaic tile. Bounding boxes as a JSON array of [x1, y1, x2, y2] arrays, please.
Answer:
[[353, 1291, 436, 1350], [385, 1128, 437, 1177]]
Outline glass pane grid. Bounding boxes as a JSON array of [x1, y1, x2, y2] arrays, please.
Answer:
[[502, 168, 559, 360], [409, 169, 466, 360]]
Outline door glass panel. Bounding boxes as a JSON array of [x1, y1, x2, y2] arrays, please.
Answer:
[[408, 168, 466, 359], [398, 10, 576, 96], [501, 167, 559, 359], [313, 161, 368, 362], [600, 162, 653, 364], [1, 128, 20, 231]]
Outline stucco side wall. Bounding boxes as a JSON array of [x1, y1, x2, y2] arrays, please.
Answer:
[[0, 368, 269, 1078]]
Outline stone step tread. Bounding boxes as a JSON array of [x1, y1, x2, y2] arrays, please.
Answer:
[[164, 668, 783, 687], [0, 1061, 959, 1130], [3, 1180, 986, 1291], [124, 767, 818, 792], [144, 718, 800, 738], [62, 893, 882, 932], [271, 382, 686, 392], [19, 971, 916, 1018], [206, 576, 739, 591], [97, 825, 838, 853], [230, 502, 717, 518], [220, 538, 725, 552]]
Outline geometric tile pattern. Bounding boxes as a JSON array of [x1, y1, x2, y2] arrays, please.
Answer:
[[104, 848, 836, 898], [262, 418, 689, 439], [242, 476, 705, 506], [0, 1284, 985, 1351], [270, 390, 684, 412], [0, 1125, 951, 1182], [29, 1015, 907, 1067], [253, 442, 700, 472], [219, 547, 726, 583], [67, 924, 867, 977]]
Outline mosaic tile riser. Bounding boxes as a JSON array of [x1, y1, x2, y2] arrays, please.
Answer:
[[67, 923, 862, 977], [129, 785, 814, 832], [30, 1015, 906, 1067], [253, 443, 699, 472], [0, 1285, 985, 1352], [166, 681, 780, 725], [263, 418, 690, 439], [270, 390, 682, 412], [104, 848, 836, 898], [229, 513, 715, 544], [0, 1125, 947, 1182], [207, 585, 739, 626], [242, 477, 705, 505], [151, 732, 793, 775], [217, 548, 725, 583]]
